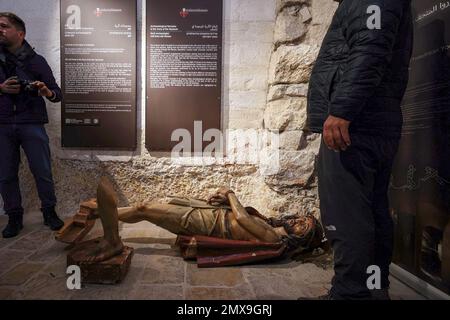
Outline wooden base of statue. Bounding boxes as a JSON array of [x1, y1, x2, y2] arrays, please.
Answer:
[[56, 199, 98, 245], [67, 238, 134, 285]]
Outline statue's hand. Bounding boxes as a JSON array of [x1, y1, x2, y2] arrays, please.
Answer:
[[207, 194, 228, 206], [216, 187, 233, 198], [207, 187, 232, 206]]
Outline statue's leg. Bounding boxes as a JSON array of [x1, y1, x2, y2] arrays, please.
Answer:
[[83, 177, 125, 262], [118, 203, 190, 235]]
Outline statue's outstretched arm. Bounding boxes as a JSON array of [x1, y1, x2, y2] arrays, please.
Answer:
[[228, 192, 280, 243]]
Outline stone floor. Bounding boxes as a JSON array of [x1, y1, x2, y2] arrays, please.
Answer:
[[0, 212, 427, 300]]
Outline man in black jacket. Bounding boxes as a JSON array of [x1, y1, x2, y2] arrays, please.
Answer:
[[305, 0, 413, 299], [0, 12, 64, 238]]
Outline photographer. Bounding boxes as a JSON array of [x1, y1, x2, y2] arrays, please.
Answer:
[[0, 12, 63, 238]]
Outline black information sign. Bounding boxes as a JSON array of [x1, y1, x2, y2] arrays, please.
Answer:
[[390, 1, 450, 293], [60, 0, 137, 149], [146, 0, 223, 152]]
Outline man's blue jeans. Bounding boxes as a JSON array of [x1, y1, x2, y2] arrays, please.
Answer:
[[0, 124, 57, 216]]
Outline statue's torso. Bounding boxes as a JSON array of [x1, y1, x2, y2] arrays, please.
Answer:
[[167, 197, 261, 241]]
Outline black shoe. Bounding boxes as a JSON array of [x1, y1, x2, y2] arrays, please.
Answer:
[[2, 214, 24, 238], [42, 207, 64, 231]]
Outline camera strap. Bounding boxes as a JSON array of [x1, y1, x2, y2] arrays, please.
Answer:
[[0, 48, 10, 78]]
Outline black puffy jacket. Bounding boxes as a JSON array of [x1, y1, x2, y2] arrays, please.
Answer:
[[306, 0, 413, 138], [0, 40, 62, 124]]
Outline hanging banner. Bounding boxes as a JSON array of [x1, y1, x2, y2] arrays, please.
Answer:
[[390, 0, 450, 293], [60, 0, 137, 149], [146, 0, 223, 152]]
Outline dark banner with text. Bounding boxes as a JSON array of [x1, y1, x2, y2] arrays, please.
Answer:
[[390, 0, 450, 294], [60, 0, 137, 149], [146, 0, 223, 152]]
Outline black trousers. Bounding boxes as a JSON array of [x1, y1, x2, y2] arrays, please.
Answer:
[[318, 134, 400, 299]]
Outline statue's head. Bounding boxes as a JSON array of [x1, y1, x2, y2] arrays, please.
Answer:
[[270, 214, 325, 254]]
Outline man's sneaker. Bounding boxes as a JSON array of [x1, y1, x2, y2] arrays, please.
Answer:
[[42, 207, 64, 231], [2, 214, 24, 238]]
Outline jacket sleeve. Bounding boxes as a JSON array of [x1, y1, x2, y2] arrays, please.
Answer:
[[36, 55, 62, 103], [329, 0, 408, 121]]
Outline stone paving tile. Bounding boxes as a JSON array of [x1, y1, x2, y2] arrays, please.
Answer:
[[124, 251, 149, 268], [117, 265, 146, 289], [27, 241, 67, 263], [243, 262, 333, 300], [0, 287, 15, 299], [8, 229, 55, 252], [0, 250, 32, 276], [0, 224, 38, 250], [131, 245, 181, 258], [186, 264, 244, 287], [389, 276, 428, 300], [129, 285, 184, 300], [0, 237, 18, 250], [141, 255, 185, 285], [121, 222, 177, 243], [156, 227, 178, 239], [69, 283, 136, 300], [121, 228, 161, 240], [122, 235, 177, 249], [14, 273, 73, 300], [184, 285, 256, 300], [22, 212, 46, 226], [120, 220, 153, 230], [0, 262, 45, 286], [42, 255, 68, 279]]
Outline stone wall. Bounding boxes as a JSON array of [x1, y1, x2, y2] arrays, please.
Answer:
[[0, 0, 338, 219], [262, 0, 339, 212]]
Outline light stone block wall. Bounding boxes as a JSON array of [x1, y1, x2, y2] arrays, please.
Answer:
[[0, 0, 339, 220], [224, 0, 275, 130]]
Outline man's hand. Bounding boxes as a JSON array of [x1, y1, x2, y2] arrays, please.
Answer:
[[0, 77, 20, 95], [32, 81, 54, 98], [323, 115, 351, 152]]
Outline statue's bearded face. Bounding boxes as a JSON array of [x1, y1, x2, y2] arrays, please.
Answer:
[[286, 216, 314, 238]]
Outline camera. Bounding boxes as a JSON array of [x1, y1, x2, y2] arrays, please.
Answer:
[[10, 77, 39, 96], [18, 79, 39, 96]]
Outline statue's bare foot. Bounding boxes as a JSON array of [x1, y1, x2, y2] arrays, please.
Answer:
[[85, 238, 124, 263]]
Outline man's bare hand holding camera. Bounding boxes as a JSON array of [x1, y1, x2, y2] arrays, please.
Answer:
[[32, 81, 54, 98], [0, 77, 20, 94]]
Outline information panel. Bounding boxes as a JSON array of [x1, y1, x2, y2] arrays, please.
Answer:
[[390, 1, 450, 293], [61, 0, 137, 149], [146, 0, 223, 152]]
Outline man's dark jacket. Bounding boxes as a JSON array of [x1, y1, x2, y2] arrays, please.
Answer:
[[306, 0, 413, 138], [0, 40, 62, 124]]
